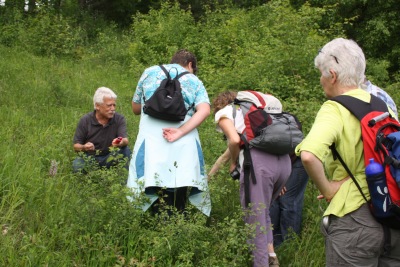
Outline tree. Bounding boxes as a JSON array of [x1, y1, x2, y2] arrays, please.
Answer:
[[289, 0, 400, 83], [4, 0, 25, 11]]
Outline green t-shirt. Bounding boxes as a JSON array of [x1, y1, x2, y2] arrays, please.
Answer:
[[296, 89, 373, 217]]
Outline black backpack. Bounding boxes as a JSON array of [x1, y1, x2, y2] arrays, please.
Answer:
[[143, 65, 192, 121]]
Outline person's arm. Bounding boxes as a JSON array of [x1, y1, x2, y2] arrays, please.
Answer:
[[208, 147, 231, 178], [112, 115, 129, 147], [162, 102, 210, 142], [218, 117, 241, 173], [300, 150, 349, 202], [74, 142, 95, 152], [132, 69, 148, 115], [111, 137, 129, 147], [132, 102, 141, 115], [73, 117, 95, 152]]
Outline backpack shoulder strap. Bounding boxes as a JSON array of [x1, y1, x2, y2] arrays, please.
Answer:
[[175, 71, 190, 80], [240, 135, 257, 207], [233, 99, 252, 117], [160, 65, 190, 80], [159, 65, 170, 80], [231, 103, 237, 119], [331, 94, 388, 121], [329, 94, 389, 203], [247, 90, 267, 108], [330, 143, 368, 202]]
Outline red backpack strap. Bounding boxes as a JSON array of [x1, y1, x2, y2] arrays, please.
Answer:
[[245, 90, 266, 108]]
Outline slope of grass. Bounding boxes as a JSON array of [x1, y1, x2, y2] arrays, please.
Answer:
[[0, 44, 325, 266]]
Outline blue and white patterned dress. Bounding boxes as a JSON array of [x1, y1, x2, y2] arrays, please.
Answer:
[[365, 80, 398, 118], [127, 64, 211, 216]]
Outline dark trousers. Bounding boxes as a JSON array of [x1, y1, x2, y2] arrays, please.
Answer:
[[72, 146, 131, 173], [149, 187, 189, 215]]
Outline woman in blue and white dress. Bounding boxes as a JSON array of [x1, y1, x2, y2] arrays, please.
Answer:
[[127, 49, 211, 216]]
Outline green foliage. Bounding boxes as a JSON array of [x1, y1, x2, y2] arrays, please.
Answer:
[[0, 44, 256, 266], [83, 25, 133, 67], [23, 12, 85, 57], [349, 0, 400, 76], [128, 2, 198, 78], [197, 0, 328, 102], [275, 182, 327, 266], [2, 0, 398, 265], [0, 7, 25, 47], [0, 9, 86, 57], [292, 0, 400, 81], [125, 0, 335, 132]]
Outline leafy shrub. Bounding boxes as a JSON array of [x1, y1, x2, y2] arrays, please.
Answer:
[[0, 8, 25, 47], [128, 2, 198, 78], [196, 0, 332, 101], [2, 1, 395, 265], [21, 11, 86, 57], [83, 24, 133, 67]]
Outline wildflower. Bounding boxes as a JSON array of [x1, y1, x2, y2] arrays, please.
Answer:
[[49, 160, 58, 177], [2, 224, 8, 235]]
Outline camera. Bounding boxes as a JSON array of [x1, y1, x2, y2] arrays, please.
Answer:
[[230, 169, 240, 180]]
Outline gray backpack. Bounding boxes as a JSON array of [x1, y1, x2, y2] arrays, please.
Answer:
[[233, 91, 303, 155], [233, 91, 304, 207]]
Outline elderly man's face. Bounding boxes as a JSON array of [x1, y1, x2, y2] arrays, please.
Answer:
[[96, 97, 116, 120]]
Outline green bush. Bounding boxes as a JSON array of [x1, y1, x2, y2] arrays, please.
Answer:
[[128, 2, 198, 78], [2, 0, 395, 265]]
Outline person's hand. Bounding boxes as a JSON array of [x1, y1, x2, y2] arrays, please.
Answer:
[[229, 162, 238, 173], [317, 176, 350, 202], [112, 137, 122, 147], [162, 128, 184, 142], [83, 142, 95, 151], [279, 186, 287, 196]]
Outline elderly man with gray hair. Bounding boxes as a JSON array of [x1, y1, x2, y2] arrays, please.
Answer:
[[296, 38, 400, 267], [73, 87, 131, 173]]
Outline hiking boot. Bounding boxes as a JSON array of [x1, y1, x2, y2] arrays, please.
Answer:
[[269, 256, 279, 267]]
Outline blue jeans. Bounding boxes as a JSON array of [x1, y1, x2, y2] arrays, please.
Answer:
[[270, 157, 309, 247], [72, 146, 131, 173]]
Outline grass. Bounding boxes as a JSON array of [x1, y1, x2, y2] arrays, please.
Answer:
[[0, 44, 325, 266]]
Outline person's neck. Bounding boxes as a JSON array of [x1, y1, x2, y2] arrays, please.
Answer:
[[95, 112, 110, 126], [336, 85, 359, 96]]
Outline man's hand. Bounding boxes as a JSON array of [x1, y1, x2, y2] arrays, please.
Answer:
[[112, 137, 123, 146], [83, 142, 95, 151]]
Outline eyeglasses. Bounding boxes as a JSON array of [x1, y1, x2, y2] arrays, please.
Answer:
[[318, 49, 339, 64]]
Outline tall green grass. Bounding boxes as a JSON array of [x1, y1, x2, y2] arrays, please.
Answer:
[[0, 2, 340, 265], [3, 0, 400, 265], [0, 43, 326, 266]]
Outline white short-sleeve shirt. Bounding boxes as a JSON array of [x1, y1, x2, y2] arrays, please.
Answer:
[[214, 104, 246, 170], [214, 104, 245, 134]]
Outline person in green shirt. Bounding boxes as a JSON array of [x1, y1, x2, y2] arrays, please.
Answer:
[[296, 38, 400, 267]]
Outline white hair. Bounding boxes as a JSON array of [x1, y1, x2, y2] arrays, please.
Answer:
[[314, 38, 366, 88], [93, 87, 117, 109]]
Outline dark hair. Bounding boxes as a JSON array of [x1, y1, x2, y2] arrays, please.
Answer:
[[170, 49, 198, 74], [212, 91, 237, 115]]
